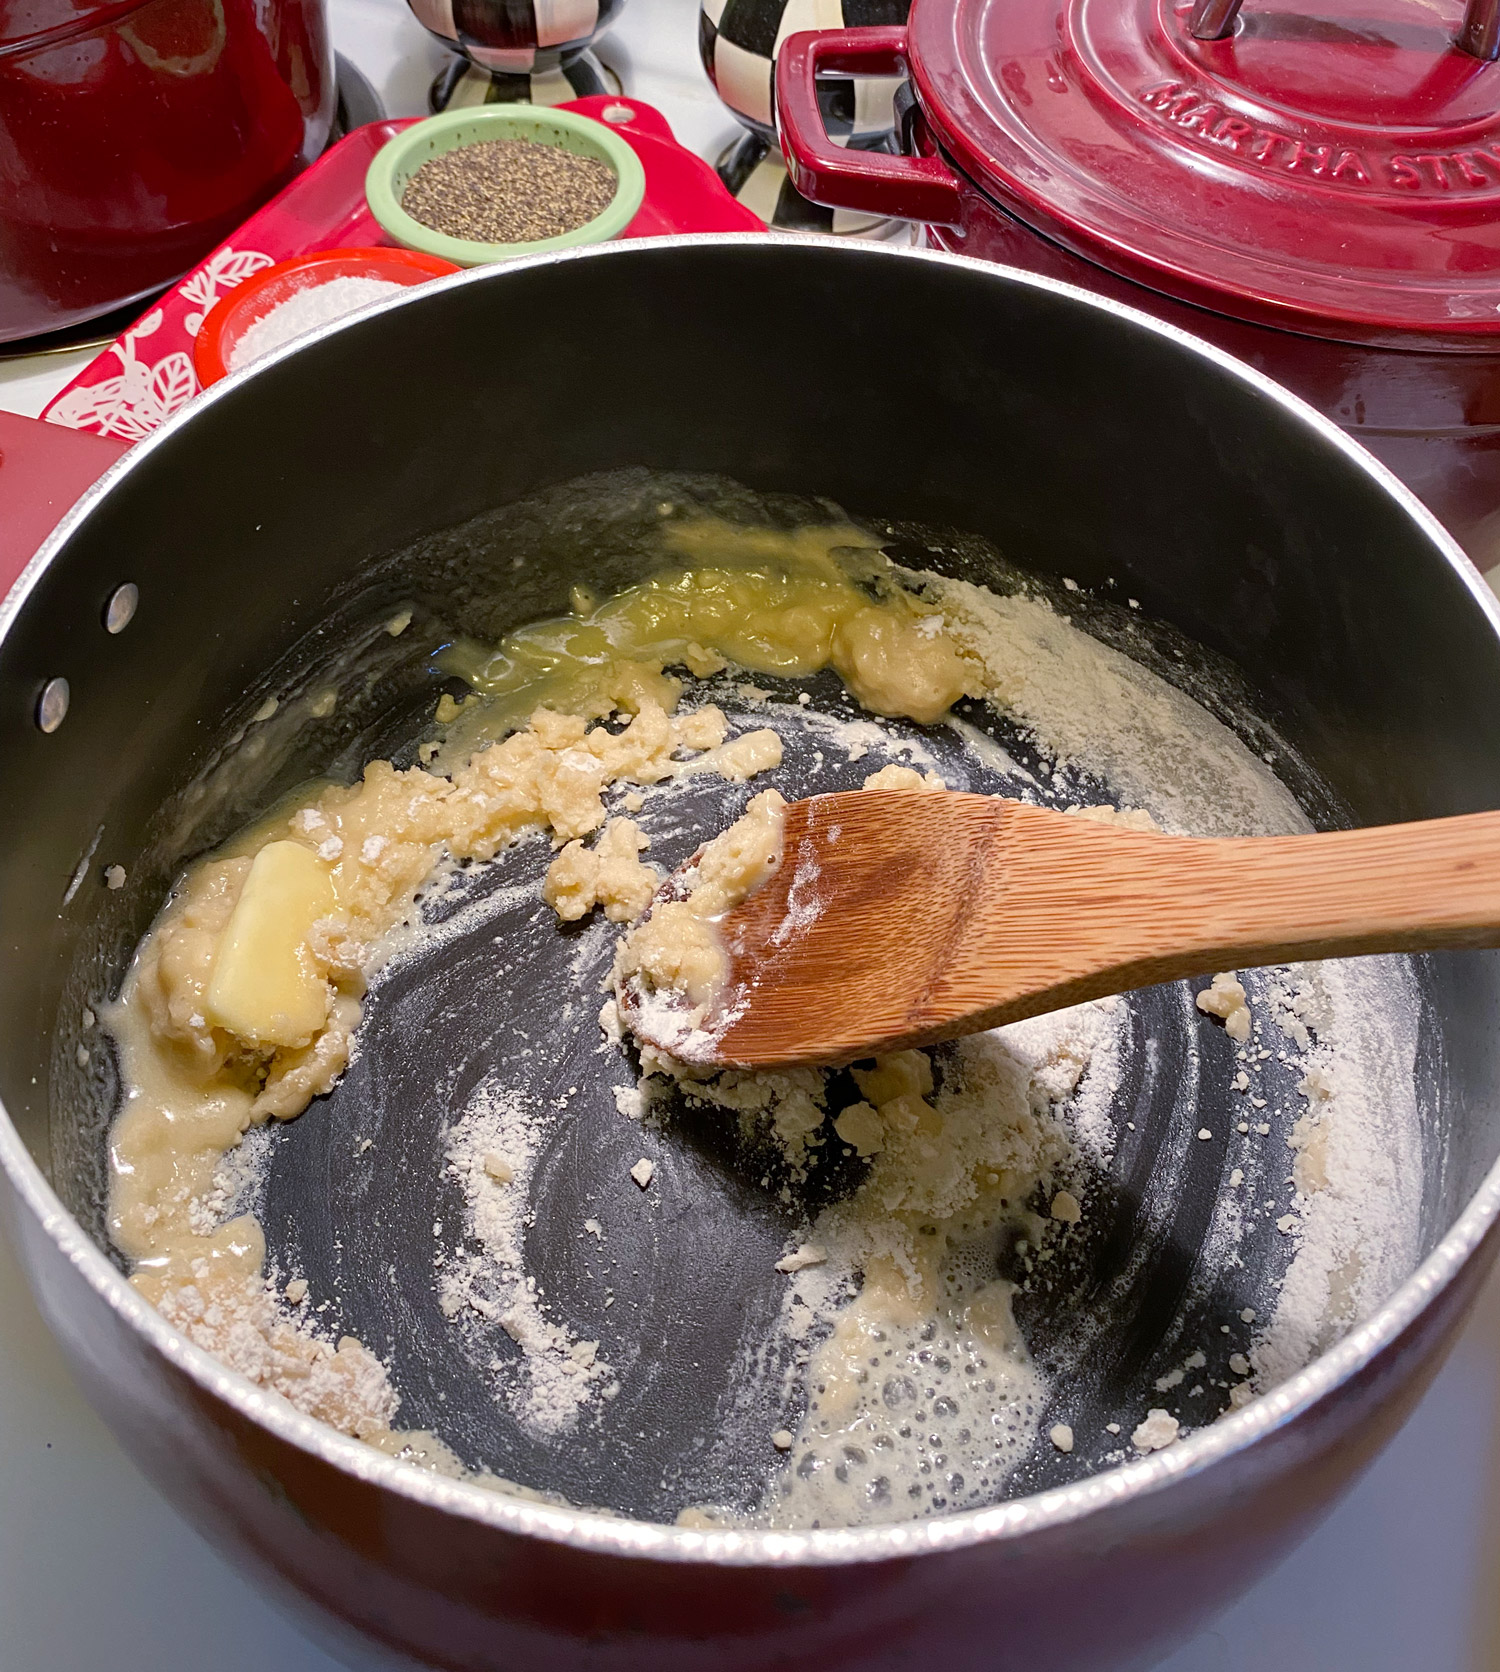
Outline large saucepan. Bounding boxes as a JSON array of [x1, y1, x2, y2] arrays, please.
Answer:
[[4, 238, 1500, 1672]]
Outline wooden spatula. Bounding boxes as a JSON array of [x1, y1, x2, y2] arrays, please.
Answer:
[[620, 790, 1500, 1068]]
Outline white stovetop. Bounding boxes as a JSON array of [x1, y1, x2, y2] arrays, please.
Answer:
[[5, 6, 1500, 1668]]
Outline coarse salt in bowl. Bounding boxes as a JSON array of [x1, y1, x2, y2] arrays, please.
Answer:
[[364, 107, 647, 268], [194, 248, 461, 387]]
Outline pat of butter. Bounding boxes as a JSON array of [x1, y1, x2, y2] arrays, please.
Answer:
[[205, 840, 337, 1047]]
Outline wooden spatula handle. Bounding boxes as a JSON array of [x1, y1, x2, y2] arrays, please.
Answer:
[[688, 792, 1500, 1066], [939, 804, 1500, 1027]]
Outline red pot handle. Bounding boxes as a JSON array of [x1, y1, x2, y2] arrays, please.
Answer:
[[775, 27, 964, 226]]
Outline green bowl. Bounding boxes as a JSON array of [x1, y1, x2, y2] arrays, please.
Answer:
[[365, 107, 647, 268]]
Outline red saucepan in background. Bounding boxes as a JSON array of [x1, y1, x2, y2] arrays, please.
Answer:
[[777, 0, 1500, 570], [0, 0, 334, 343]]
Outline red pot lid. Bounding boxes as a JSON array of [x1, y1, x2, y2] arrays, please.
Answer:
[[907, 0, 1500, 346]]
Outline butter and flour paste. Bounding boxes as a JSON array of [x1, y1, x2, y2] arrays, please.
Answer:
[[99, 499, 1422, 1526]]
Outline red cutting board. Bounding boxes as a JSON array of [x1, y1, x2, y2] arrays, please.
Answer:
[[41, 98, 763, 444]]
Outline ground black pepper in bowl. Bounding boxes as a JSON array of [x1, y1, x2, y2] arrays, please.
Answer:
[[400, 138, 619, 245]]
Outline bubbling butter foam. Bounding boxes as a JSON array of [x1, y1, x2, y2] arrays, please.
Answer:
[[768, 1256, 1042, 1527]]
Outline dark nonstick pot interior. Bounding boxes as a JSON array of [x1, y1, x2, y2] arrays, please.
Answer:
[[4, 238, 1500, 1528]]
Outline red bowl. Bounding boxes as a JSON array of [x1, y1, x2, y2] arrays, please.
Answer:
[[194, 247, 459, 386]]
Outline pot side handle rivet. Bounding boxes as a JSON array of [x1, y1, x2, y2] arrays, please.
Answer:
[[104, 583, 138, 634], [36, 678, 69, 734]]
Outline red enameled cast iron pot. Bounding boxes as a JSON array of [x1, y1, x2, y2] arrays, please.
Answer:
[[0, 0, 334, 343], [777, 0, 1500, 570]]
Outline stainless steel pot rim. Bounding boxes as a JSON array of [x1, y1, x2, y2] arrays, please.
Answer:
[[7, 234, 1500, 1569]]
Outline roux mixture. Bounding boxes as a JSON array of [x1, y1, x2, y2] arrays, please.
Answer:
[[100, 507, 1421, 1524]]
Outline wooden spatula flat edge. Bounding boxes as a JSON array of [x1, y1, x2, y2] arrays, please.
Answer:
[[627, 791, 1500, 1069]]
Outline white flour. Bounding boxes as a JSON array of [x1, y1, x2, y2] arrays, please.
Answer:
[[228, 276, 405, 372], [439, 1078, 617, 1436], [1002, 996, 1126, 1168], [1253, 957, 1421, 1386], [931, 583, 1308, 838]]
